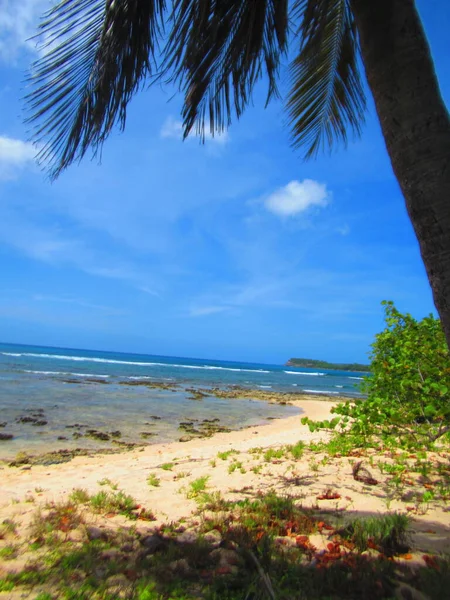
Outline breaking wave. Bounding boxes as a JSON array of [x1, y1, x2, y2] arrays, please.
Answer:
[[4, 352, 269, 374]]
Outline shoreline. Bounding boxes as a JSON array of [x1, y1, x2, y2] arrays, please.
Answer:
[[0, 397, 337, 504], [0, 387, 344, 464]]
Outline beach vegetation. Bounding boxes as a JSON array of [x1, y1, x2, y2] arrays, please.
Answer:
[[263, 447, 285, 462], [89, 489, 138, 518], [302, 302, 450, 450], [147, 474, 161, 487], [0, 544, 18, 560], [1, 488, 449, 599], [217, 449, 240, 461], [339, 513, 410, 555], [98, 478, 118, 490], [174, 471, 190, 480], [30, 502, 84, 546], [227, 460, 246, 474], [287, 440, 306, 460], [309, 458, 320, 473], [159, 462, 174, 471], [69, 488, 91, 504], [186, 476, 210, 499], [0, 518, 17, 537], [0, 579, 15, 592], [195, 491, 230, 512]]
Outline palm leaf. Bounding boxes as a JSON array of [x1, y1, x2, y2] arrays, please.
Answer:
[[26, 0, 165, 179], [163, 0, 289, 140], [288, 0, 366, 158]]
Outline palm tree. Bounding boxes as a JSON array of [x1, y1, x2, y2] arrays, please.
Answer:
[[27, 1, 450, 344]]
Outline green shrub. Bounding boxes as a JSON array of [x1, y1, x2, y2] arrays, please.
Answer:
[[341, 513, 410, 556], [303, 301, 450, 448]]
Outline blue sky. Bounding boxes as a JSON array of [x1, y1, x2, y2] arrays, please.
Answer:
[[0, 0, 448, 364]]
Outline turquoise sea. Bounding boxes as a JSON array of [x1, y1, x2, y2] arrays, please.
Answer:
[[0, 343, 364, 458]]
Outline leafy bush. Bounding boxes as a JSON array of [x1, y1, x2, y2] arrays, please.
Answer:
[[303, 301, 450, 447]]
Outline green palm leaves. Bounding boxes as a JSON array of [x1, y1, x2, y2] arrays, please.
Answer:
[[26, 0, 366, 177], [288, 0, 366, 157]]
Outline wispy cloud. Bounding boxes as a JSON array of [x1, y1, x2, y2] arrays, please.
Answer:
[[0, 136, 36, 179], [0, 207, 163, 296], [32, 294, 128, 315], [265, 179, 330, 217], [0, 0, 47, 63], [188, 305, 231, 317], [336, 224, 350, 236], [160, 116, 229, 145]]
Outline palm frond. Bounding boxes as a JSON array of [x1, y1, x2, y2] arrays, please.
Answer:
[[288, 0, 366, 158], [163, 0, 289, 140], [26, 0, 165, 179]]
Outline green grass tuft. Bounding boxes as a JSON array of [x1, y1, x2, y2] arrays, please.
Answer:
[[160, 462, 174, 471], [147, 473, 161, 487]]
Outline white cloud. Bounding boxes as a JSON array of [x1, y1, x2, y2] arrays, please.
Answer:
[[265, 179, 330, 217], [160, 116, 229, 145], [0, 136, 36, 179], [0, 136, 35, 163], [189, 305, 231, 317], [337, 224, 350, 236], [160, 117, 183, 139], [0, 0, 48, 63]]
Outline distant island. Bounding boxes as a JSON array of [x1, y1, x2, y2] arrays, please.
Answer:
[[286, 358, 370, 372]]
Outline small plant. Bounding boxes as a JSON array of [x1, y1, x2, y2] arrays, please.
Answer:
[[320, 455, 329, 466], [228, 459, 246, 474], [309, 458, 320, 473], [30, 501, 84, 543], [248, 446, 264, 455], [308, 441, 326, 452], [263, 448, 285, 462], [174, 471, 190, 480], [437, 481, 450, 501], [341, 513, 410, 556], [69, 488, 90, 504], [136, 581, 164, 600], [0, 519, 17, 537], [421, 490, 435, 505], [0, 545, 18, 560], [209, 458, 217, 468], [89, 490, 138, 518], [160, 462, 174, 471], [217, 449, 240, 460], [147, 473, 161, 487], [0, 580, 15, 592], [196, 491, 230, 511], [187, 476, 209, 498], [251, 464, 263, 475], [34, 487, 45, 493], [98, 477, 118, 489], [287, 440, 305, 460]]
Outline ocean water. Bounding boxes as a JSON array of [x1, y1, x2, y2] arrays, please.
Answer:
[[0, 343, 365, 458]]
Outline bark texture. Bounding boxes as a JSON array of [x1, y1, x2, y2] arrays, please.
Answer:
[[351, 0, 450, 344]]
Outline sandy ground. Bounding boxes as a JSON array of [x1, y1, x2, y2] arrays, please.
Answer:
[[1, 398, 449, 561]]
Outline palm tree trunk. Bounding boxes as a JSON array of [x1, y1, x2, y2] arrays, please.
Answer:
[[350, 0, 450, 345]]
